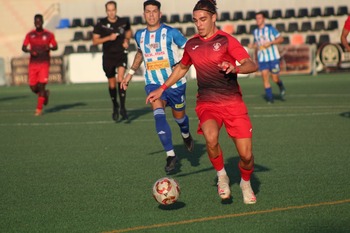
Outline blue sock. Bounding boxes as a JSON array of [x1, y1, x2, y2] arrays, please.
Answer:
[[154, 108, 173, 152], [174, 115, 189, 134], [265, 87, 273, 101]]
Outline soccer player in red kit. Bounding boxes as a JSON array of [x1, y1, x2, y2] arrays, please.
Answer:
[[146, 0, 258, 204], [340, 15, 350, 52], [22, 14, 57, 116]]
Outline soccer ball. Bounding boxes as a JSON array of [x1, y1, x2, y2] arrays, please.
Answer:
[[152, 177, 180, 205]]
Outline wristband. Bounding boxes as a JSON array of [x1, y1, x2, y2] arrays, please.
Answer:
[[128, 69, 135, 75], [235, 66, 240, 74], [160, 84, 168, 91]]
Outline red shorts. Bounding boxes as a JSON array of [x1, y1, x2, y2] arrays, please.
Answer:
[[28, 63, 49, 86], [195, 101, 253, 139]]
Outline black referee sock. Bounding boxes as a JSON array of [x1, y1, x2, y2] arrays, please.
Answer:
[[118, 84, 126, 110], [109, 87, 119, 108]]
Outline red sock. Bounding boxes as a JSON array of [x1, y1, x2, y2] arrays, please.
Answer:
[[37, 96, 45, 110], [239, 164, 254, 181], [209, 152, 224, 171]]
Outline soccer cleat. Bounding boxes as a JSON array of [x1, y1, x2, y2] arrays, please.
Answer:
[[120, 108, 128, 120], [240, 179, 257, 204], [217, 175, 231, 200], [280, 88, 286, 101], [182, 133, 194, 152], [34, 109, 42, 116], [44, 90, 50, 106], [112, 106, 119, 122], [165, 155, 177, 174]]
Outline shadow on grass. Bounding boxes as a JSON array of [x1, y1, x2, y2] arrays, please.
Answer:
[[339, 112, 350, 118], [118, 107, 151, 123], [158, 201, 186, 210], [44, 102, 87, 113], [0, 95, 29, 102]]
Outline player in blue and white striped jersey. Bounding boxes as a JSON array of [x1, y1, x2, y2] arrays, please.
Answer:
[[121, 0, 193, 174], [252, 11, 286, 103]]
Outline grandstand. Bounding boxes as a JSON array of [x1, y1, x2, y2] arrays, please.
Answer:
[[0, 0, 349, 85]]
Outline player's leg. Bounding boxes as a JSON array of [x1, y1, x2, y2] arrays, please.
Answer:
[[270, 60, 286, 100], [103, 60, 119, 121], [116, 65, 128, 120], [169, 85, 193, 152], [258, 62, 273, 103], [32, 63, 49, 116], [197, 103, 230, 199], [146, 84, 176, 174]]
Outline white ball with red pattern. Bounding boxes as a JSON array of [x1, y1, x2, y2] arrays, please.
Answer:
[[152, 177, 180, 205]]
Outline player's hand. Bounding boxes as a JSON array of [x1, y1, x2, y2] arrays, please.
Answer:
[[146, 88, 163, 104], [263, 42, 271, 48], [218, 62, 236, 74], [109, 33, 118, 41], [121, 74, 132, 90]]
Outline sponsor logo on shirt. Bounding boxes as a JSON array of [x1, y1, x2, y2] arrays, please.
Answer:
[[213, 42, 221, 51]]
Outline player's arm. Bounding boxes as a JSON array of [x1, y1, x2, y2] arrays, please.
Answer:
[[121, 49, 143, 90], [341, 28, 350, 52], [122, 29, 133, 49], [92, 33, 117, 45], [146, 63, 190, 104], [219, 58, 258, 74]]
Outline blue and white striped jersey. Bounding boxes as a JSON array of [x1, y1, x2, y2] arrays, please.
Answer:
[[134, 24, 187, 88], [253, 24, 281, 62]]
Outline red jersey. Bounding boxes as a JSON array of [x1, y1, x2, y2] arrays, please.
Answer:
[[344, 16, 350, 31], [181, 30, 250, 103], [23, 29, 57, 64]]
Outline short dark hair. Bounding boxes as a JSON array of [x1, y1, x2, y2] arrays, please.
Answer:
[[255, 11, 266, 18], [34, 14, 43, 21], [143, 0, 161, 10], [193, 0, 217, 15], [105, 1, 117, 9]]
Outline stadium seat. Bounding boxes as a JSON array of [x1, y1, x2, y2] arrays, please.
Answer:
[[77, 45, 87, 53], [170, 14, 180, 24], [297, 8, 309, 18], [132, 16, 143, 25], [240, 38, 250, 47], [56, 18, 70, 29], [249, 24, 257, 34], [222, 24, 234, 34], [128, 43, 137, 52], [232, 11, 243, 21], [305, 35, 317, 44], [323, 6, 335, 16], [276, 23, 286, 32], [337, 6, 348, 16], [261, 10, 270, 19], [287, 22, 299, 33], [219, 12, 231, 21], [235, 25, 247, 35], [161, 15, 168, 24], [291, 34, 304, 45], [89, 45, 100, 53], [71, 18, 82, 28], [318, 34, 330, 46], [72, 31, 84, 41], [313, 21, 325, 31], [182, 14, 193, 23], [271, 9, 282, 19], [282, 36, 290, 44], [83, 18, 94, 27], [63, 45, 75, 55], [327, 20, 338, 31], [300, 22, 312, 32], [284, 9, 296, 19], [185, 27, 196, 37], [84, 31, 93, 41], [96, 17, 104, 24], [310, 7, 322, 17], [245, 11, 256, 21]]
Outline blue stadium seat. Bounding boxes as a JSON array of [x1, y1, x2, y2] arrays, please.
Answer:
[[56, 18, 70, 29]]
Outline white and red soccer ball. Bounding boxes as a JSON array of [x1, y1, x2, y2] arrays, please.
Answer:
[[152, 177, 180, 205]]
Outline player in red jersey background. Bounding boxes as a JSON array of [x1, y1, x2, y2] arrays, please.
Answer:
[[22, 14, 57, 116], [147, 0, 258, 204], [340, 15, 350, 52]]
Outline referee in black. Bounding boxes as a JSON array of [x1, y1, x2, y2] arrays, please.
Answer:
[[93, 0, 132, 121]]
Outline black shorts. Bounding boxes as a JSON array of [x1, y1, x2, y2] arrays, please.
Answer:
[[102, 53, 128, 78]]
